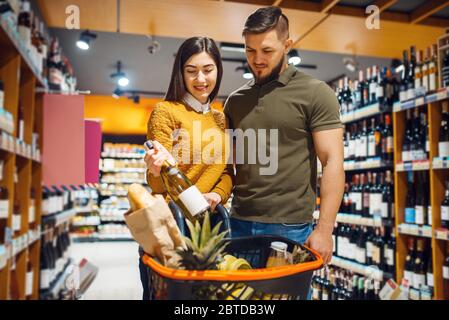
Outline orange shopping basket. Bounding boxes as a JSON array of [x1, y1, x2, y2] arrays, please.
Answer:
[[141, 203, 323, 300]]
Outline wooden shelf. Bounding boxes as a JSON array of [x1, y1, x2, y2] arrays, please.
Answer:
[[435, 229, 449, 241], [395, 160, 431, 172], [330, 256, 391, 281], [397, 223, 433, 238], [341, 102, 389, 124], [393, 88, 449, 113], [313, 211, 387, 227], [344, 159, 393, 171]]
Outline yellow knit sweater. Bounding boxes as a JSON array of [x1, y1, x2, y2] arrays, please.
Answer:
[[146, 101, 233, 203]]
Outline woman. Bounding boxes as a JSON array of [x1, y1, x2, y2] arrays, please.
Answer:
[[139, 37, 233, 299]]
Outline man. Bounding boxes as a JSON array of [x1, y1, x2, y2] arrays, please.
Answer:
[[225, 6, 344, 265]]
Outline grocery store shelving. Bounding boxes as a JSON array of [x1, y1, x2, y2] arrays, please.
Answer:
[[313, 211, 384, 227], [397, 223, 433, 238], [101, 152, 145, 159], [340, 102, 399, 124], [41, 208, 77, 229], [395, 160, 431, 172], [330, 256, 390, 282], [100, 168, 146, 173], [39, 259, 73, 300], [393, 87, 449, 113], [435, 228, 449, 241], [344, 159, 393, 172], [393, 88, 449, 300], [100, 179, 146, 184]]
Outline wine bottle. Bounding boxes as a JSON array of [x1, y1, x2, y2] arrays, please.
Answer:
[[411, 108, 422, 161], [443, 244, 449, 282], [407, 46, 416, 100], [412, 239, 426, 289], [384, 229, 395, 274], [441, 181, 449, 229], [377, 67, 386, 107], [381, 170, 394, 219], [345, 78, 354, 113], [422, 48, 430, 94], [26, 259, 34, 299], [400, 50, 409, 102], [366, 67, 373, 105], [429, 44, 438, 92], [349, 124, 356, 160], [369, 66, 378, 104], [382, 114, 394, 161], [356, 227, 367, 264], [358, 70, 366, 108], [404, 238, 415, 288], [426, 255, 434, 290], [362, 173, 370, 217], [403, 109, 412, 162], [144, 140, 210, 222], [405, 172, 416, 224], [368, 118, 376, 159], [442, 48, 449, 88], [360, 120, 368, 162], [415, 172, 427, 226], [18, 1, 32, 47], [439, 101, 449, 158], [414, 50, 423, 91]]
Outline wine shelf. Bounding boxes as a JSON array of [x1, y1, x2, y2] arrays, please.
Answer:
[[0, 14, 47, 88], [101, 153, 145, 159], [397, 223, 433, 238], [344, 159, 393, 171], [100, 168, 146, 173], [41, 208, 77, 229], [432, 158, 449, 170], [39, 259, 73, 300], [330, 256, 390, 281], [341, 103, 383, 124], [395, 160, 431, 172], [99, 191, 128, 197], [393, 88, 449, 113], [435, 228, 449, 241], [100, 179, 146, 184], [313, 211, 386, 227]]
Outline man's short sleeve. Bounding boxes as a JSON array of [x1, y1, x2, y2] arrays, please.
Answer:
[[309, 81, 344, 132]]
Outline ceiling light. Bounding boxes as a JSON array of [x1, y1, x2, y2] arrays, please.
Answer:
[[288, 50, 301, 66], [343, 57, 358, 73], [110, 61, 130, 88], [76, 30, 97, 50]]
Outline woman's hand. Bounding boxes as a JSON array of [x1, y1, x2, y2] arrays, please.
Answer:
[[203, 192, 222, 211], [144, 140, 176, 177]]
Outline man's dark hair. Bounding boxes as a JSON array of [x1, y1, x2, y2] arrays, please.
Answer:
[[165, 37, 223, 103], [242, 6, 289, 39]]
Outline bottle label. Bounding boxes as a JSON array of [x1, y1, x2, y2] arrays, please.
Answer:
[[360, 137, 367, 157], [356, 247, 366, 264], [404, 270, 414, 287], [400, 91, 407, 102], [349, 140, 356, 158], [407, 88, 415, 101], [370, 83, 377, 98], [387, 137, 394, 152], [443, 266, 449, 280], [429, 71, 436, 92], [439, 142, 449, 158], [415, 206, 425, 225], [0, 200, 9, 219], [178, 185, 210, 218], [413, 273, 425, 289], [40, 270, 50, 289], [344, 144, 349, 159], [380, 202, 389, 218], [405, 207, 416, 224], [337, 236, 343, 257], [386, 248, 394, 266], [376, 86, 384, 99], [13, 214, 21, 232], [427, 272, 434, 287], [26, 271, 33, 296], [366, 241, 373, 257], [368, 135, 376, 157], [370, 194, 382, 215], [441, 206, 449, 221], [322, 292, 329, 300], [18, 26, 31, 45], [354, 193, 362, 211], [428, 206, 432, 226], [402, 150, 410, 162], [332, 234, 336, 253], [372, 246, 380, 264]]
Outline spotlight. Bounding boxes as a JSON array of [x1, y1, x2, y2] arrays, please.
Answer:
[[343, 57, 358, 73], [110, 61, 130, 88], [288, 49, 301, 66], [147, 35, 161, 55], [76, 30, 97, 50], [112, 88, 124, 99]]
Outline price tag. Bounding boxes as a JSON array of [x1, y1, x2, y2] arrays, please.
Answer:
[[415, 97, 425, 106], [437, 90, 447, 101], [404, 162, 413, 171]]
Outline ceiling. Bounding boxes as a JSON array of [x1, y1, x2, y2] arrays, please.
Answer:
[[36, 0, 449, 58], [51, 28, 391, 98]]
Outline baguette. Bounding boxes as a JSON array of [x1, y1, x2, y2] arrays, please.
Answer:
[[127, 184, 157, 212]]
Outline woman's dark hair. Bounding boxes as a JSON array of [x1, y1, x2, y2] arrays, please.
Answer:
[[165, 37, 223, 103], [243, 6, 289, 39]]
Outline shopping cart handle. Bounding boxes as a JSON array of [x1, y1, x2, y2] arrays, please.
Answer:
[[168, 201, 186, 235], [215, 204, 232, 238]]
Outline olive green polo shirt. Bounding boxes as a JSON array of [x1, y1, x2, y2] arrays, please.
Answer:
[[224, 64, 343, 224]]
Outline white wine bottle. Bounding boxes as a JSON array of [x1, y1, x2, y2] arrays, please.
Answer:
[[144, 140, 210, 222]]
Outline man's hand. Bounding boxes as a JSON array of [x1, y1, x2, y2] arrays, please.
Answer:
[[203, 192, 222, 211], [305, 228, 333, 265]]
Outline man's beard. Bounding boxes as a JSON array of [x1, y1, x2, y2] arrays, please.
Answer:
[[250, 58, 285, 85]]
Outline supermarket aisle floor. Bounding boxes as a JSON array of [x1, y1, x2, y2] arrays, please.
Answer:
[[70, 241, 142, 300]]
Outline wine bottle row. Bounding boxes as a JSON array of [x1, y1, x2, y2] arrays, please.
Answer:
[[42, 186, 74, 216], [336, 66, 399, 116], [402, 107, 430, 162], [333, 224, 396, 275], [403, 238, 434, 300], [312, 266, 382, 300], [404, 171, 431, 226], [39, 224, 71, 297], [341, 170, 394, 219], [9, 254, 35, 300], [344, 114, 394, 162], [399, 45, 439, 102]]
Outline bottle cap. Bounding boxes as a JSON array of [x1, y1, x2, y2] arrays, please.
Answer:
[[144, 140, 154, 150], [270, 241, 288, 251]]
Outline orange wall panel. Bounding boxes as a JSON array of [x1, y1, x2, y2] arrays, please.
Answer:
[[84, 95, 224, 135]]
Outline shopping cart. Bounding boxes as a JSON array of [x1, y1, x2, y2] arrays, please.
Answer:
[[141, 202, 323, 300]]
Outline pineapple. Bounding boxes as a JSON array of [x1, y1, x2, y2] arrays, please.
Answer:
[[176, 212, 229, 271]]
